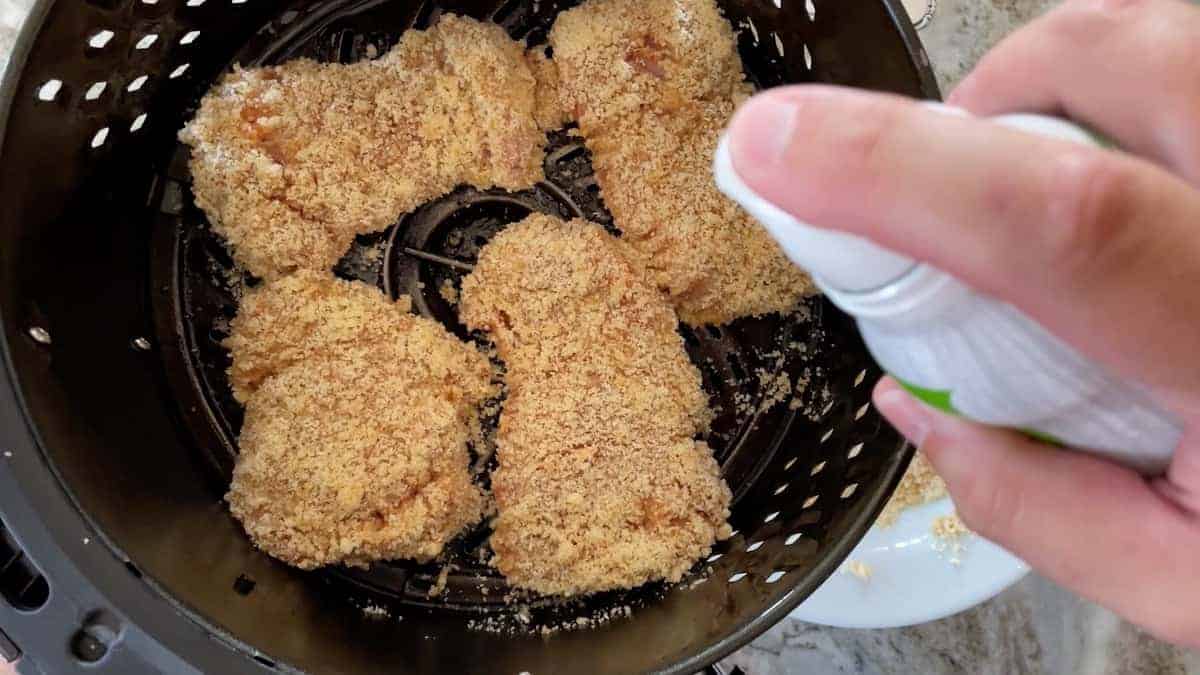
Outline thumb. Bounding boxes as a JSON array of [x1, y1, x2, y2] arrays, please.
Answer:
[[873, 377, 1200, 648]]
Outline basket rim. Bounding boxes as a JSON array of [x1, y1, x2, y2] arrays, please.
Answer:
[[0, 0, 935, 672]]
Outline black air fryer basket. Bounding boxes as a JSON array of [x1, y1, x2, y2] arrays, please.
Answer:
[[0, 1, 937, 673]]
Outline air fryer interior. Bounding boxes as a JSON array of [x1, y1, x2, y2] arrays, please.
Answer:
[[0, 0, 934, 672]]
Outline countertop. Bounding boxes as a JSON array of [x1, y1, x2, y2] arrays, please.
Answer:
[[0, 1, 1195, 674]]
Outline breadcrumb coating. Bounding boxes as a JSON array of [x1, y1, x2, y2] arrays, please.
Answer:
[[225, 271, 495, 569], [549, 0, 814, 324], [460, 214, 732, 596], [181, 15, 555, 279]]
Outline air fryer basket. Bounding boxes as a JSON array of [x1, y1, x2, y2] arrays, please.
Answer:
[[0, 0, 937, 673]]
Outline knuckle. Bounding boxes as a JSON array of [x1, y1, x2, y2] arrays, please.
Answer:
[[1039, 151, 1143, 281], [827, 100, 907, 185], [1074, 0, 1152, 12], [1061, 0, 1153, 21], [1044, 0, 1155, 46]]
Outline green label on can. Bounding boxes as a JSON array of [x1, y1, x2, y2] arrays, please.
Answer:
[[893, 377, 1064, 446]]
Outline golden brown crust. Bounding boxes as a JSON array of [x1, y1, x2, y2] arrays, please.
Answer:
[[225, 271, 495, 569], [460, 215, 732, 596], [181, 16, 554, 279], [549, 0, 815, 324]]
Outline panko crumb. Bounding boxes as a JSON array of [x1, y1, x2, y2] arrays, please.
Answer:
[[360, 604, 391, 619], [549, 0, 815, 325], [460, 215, 732, 596], [932, 514, 972, 564], [932, 514, 970, 540], [844, 559, 872, 581], [225, 271, 495, 569], [877, 452, 949, 527], [181, 15, 557, 279], [439, 278, 459, 306]]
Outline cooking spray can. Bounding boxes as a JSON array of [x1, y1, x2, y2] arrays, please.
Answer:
[[714, 110, 1182, 473]]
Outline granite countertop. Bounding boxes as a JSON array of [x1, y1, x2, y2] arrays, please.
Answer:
[[0, 1, 1195, 674]]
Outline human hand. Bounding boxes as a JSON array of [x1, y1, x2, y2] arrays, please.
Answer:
[[725, 0, 1200, 648]]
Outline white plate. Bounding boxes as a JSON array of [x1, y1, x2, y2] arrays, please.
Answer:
[[789, 497, 1029, 628]]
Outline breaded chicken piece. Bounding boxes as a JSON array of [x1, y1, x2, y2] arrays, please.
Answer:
[[460, 214, 732, 596], [225, 271, 494, 569], [181, 16, 557, 280], [549, 0, 815, 325], [225, 270, 419, 402]]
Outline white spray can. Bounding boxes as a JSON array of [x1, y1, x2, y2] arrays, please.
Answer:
[[714, 110, 1182, 474]]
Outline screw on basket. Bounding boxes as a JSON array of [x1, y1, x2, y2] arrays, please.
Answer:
[[901, 0, 936, 30]]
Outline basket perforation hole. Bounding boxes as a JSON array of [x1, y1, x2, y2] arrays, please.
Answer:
[[180, 30, 200, 45], [728, 572, 747, 583], [765, 570, 786, 584], [707, 553, 722, 563], [169, 63, 191, 79], [130, 113, 148, 132], [135, 34, 158, 50], [83, 81, 106, 101], [186, 0, 205, 5], [819, 429, 833, 444], [783, 457, 797, 471], [745, 541, 763, 553], [763, 511, 779, 524], [772, 32, 785, 57], [127, 75, 149, 92], [803, 44, 813, 70], [806, 0, 816, 20], [90, 127, 109, 149], [772, 0, 782, 9], [810, 461, 826, 476], [773, 482, 788, 496], [36, 79, 62, 101], [841, 483, 859, 499], [784, 533, 803, 546], [853, 368, 867, 387], [855, 402, 870, 420], [847, 442, 863, 459], [88, 30, 114, 49], [802, 495, 819, 509]]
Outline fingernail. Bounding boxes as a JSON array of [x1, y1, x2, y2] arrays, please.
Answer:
[[874, 387, 931, 447], [729, 93, 800, 171]]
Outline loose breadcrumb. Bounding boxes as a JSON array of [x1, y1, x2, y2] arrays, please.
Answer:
[[181, 16, 556, 279], [844, 559, 872, 581], [549, 0, 814, 325], [932, 514, 970, 540], [460, 215, 732, 596], [439, 279, 460, 306], [932, 514, 971, 564], [225, 271, 495, 569], [877, 452, 949, 526]]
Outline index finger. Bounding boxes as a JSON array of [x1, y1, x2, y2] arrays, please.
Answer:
[[727, 85, 1200, 404]]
